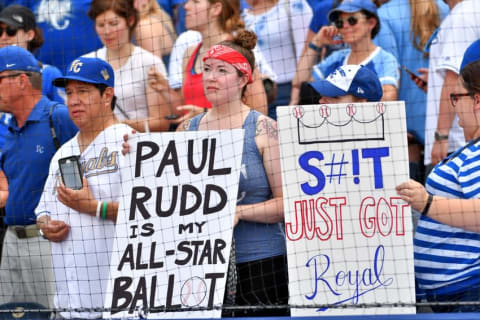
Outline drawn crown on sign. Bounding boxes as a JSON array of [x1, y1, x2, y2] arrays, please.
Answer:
[[292, 103, 386, 145]]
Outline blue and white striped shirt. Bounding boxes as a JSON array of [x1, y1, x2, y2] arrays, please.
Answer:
[[415, 139, 480, 296]]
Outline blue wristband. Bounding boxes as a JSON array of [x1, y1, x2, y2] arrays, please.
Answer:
[[308, 42, 323, 53]]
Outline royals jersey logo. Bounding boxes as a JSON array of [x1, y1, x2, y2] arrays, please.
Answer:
[[81, 147, 119, 177], [36, 0, 72, 30]]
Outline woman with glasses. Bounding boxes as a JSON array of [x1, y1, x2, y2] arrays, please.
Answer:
[[0, 5, 64, 103], [396, 40, 480, 312], [300, 0, 399, 101]]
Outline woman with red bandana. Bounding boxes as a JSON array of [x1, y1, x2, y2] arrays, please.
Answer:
[[178, 29, 288, 317]]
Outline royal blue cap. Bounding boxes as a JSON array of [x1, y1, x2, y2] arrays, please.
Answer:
[[309, 65, 383, 102], [0, 46, 41, 73], [460, 39, 480, 72], [53, 57, 114, 88], [328, 0, 378, 22]]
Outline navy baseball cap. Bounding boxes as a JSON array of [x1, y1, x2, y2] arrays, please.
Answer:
[[460, 39, 480, 71], [328, 0, 378, 22], [309, 65, 383, 102], [53, 57, 114, 88], [0, 45, 41, 73]]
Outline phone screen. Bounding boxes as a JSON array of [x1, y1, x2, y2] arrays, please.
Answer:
[[59, 157, 83, 190]]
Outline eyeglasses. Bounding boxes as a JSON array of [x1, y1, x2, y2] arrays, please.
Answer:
[[0, 26, 18, 37], [0, 73, 24, 81], [450, 92, 473, 107], [334, 15, 362, 29]]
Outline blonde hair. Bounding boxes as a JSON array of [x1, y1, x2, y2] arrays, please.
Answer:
[[409, 0, 440, 55], [208, 0, 244, 33], [144, 0, 176, 39]]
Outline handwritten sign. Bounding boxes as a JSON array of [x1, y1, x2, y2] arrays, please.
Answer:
[[277, 102, 415, 316], [103, 130, 244, 319]]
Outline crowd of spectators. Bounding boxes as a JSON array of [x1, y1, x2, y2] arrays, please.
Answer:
[[0, 0, 479, 318]]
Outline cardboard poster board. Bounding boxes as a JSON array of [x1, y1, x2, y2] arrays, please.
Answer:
[[103, 130, 244, 319], [277, 102, 416, 316]]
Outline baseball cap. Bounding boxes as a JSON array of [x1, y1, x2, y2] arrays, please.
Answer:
[[53, 57, 115, 88], [309, 65, 383, 102], [460, 39, 480, 71], [0, 5, 36, 31], [328, 0, 378, 22], [0, 46, 41, 73]]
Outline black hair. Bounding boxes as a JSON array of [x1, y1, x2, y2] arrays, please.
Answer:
[[95, 83, 116, 110], [361, 9, 380, 39]]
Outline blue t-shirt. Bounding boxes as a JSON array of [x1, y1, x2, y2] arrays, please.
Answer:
[[3, 0, 103, 72], [42, 64, 64, 103], [312, 47, 400, 88], [188, 111, 286, 263], [309, 0, 333, 33], [374, 0, 449, 144], [0, 97, 78, 226], [415, 138, 480, 296]]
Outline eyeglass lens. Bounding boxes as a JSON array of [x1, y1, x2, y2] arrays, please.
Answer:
[[334, 16, 359, 29]]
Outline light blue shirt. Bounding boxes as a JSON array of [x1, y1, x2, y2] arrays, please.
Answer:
[[312, 47, 400, 88], [374, 0, 449, 144]]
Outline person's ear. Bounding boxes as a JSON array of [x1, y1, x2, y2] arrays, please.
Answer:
[[473, 93, 480, 111], [367, 17, 377, 32], [209, 1, 222, 19], [102, 87, 115, 107], [26, 29, 35, 42]]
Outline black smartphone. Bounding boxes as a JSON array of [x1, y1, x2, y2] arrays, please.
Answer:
[[58, 156, 83, 190], [401, 65, 427, 86]]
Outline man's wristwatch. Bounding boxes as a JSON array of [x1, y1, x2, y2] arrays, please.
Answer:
[[434, 131, 449, 141]]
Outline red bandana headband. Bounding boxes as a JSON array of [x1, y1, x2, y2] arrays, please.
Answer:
[[203, 45, 253, 84]]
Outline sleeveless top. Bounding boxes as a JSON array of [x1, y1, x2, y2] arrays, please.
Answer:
[[188, 110, 286, 263], [183, 43, 212, 108]]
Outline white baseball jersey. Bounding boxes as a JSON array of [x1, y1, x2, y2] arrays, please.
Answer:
[[36, 123, 133, 319], [424, 0, 480, 165]]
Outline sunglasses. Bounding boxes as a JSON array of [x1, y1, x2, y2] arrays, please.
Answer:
[[334, 15, 362, 29], [0, 26, 18, 37], [450, 92, 473, 107]]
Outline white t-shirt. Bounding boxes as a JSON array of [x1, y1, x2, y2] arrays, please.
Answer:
[[242, 0, 312, 84], [36, 123, 133, 319], [84, 46, 167, 121], [167, 30, 278, 89], [424, 0, 480, 165]]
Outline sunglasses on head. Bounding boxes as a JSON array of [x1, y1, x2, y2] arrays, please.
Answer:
[[0, 26, 18, 37], [334, 15, 361, 29]]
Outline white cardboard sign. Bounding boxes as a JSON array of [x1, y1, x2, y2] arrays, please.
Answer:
[[277, 102, 415, 316], [103, 130, 244, 319]]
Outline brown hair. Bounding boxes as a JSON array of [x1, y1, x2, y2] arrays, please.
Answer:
[[461, 60, 480, 95], [409, 0, 440, 56], [27, 27, 44, 53], [88, 0, 138, 37], [208, 0, 244, 33], [219, 29, 256, 73]]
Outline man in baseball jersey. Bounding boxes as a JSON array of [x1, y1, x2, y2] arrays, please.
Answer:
[[35, 57, 133, 319]]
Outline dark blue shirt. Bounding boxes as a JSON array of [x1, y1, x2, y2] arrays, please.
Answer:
[[0, 97, 78, 225]]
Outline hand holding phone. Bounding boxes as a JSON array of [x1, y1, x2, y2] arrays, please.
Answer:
[[59, 156, 83, 190], [402, 66, 427, 85]]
